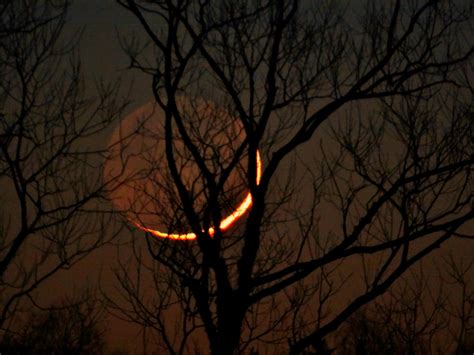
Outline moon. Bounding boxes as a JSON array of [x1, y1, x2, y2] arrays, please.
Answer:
[[104, 98, 262, 240]]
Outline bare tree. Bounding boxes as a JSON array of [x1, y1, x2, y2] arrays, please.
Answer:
[[0, 290, 106, 355], [111, 0, 474, 354], [0, 0, 127, 334], [334, 255, 474, 355]]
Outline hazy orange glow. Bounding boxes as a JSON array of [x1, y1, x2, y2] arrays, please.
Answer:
[[133, 151, 262, 240], [105, 98, 262, 241]]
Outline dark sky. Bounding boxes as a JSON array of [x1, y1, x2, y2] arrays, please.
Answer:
[[69, 0, 124, 24], [67, 0, 149, 102]]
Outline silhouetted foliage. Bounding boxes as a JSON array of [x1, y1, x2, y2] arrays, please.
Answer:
[[334, 257, 474, 355], [0, 0, 126, 335], [0, 293, 105, 355]]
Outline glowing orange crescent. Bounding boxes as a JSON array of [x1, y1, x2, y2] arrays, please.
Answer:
[[133, 151, 262, 240]]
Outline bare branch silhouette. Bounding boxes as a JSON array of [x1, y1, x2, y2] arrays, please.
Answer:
[[0, 0, 128, 335], [111, 1, 474, 353]]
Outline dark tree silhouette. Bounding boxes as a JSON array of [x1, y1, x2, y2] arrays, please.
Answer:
[[0, 291, 106, 355], [0, 0, 127, 335], [334, 255, 474, 355], [110, 0, 474, 354]]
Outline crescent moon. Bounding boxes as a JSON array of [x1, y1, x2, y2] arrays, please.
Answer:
[[133, 151, 261, 240], [105, 99, 262, 240]]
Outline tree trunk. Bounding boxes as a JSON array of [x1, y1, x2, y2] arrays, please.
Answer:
[[210, 300, 245, 355]]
